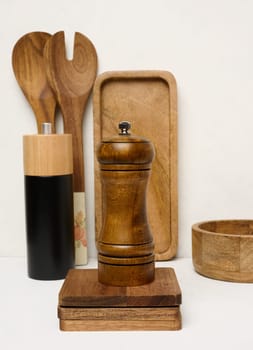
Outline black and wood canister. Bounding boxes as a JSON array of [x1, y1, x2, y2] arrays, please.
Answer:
[[23, 123, 74, 280], [96, 121, 155, 286]]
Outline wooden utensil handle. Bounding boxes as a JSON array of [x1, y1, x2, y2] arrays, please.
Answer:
[[64, 118, 87, 265], [62, 108, 87, 265], [74, 191, 87, 265], [61, 97, 89, 192], [71, 126, 85, 192]]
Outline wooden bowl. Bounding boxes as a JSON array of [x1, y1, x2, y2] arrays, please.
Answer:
[[192, 220, 253, 282]]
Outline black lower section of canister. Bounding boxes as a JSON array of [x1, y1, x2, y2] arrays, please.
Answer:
[[25, 175, 74, 280]]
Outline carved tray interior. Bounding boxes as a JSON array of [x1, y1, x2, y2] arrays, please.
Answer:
[[93, 70, 178, 260]]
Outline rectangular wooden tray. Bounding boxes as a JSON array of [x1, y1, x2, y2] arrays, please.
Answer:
[[58, 268, 182, 331], [93, 71, 178, 260]]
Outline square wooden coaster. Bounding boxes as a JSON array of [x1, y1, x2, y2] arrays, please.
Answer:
[[58, 267, 182, 331]]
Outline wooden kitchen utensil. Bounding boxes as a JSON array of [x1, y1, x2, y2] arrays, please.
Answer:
[[12, 32, 56, 133], [44, 31, 97, 265], [93, 71, 178, 261]]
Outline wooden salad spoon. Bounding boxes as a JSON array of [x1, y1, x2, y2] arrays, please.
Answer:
[[44, 31, 98, 265], [12, 32, 56, 133]]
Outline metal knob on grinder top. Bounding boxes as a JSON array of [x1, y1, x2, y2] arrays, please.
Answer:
[[118, 121, 131, 134]]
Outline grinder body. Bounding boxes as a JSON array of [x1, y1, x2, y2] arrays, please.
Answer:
[[97, 122, 155, 286]]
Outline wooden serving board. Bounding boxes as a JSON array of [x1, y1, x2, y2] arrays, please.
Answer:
[[93, 71, 178, 260], [58, 268, 182, 331]]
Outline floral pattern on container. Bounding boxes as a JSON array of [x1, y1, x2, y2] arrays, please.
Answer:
[[74, 210, 87, 248]]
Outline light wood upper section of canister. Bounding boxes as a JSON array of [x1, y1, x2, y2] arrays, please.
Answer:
[[23, 134, 73, 176]]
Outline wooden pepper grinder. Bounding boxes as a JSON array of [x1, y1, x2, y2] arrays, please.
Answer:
[[96, 121, 155, 286]]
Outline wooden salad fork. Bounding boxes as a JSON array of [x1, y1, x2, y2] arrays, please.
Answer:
[[44, 31, 98, 265]]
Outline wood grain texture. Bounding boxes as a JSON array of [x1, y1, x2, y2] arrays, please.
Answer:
[[12, 32, 56, 133], [23, 134, 73, 176], [58, 267, 182, 331], [98, 260, 155, 286], [58, 268, 182, 307], [192, 220, 253, 282], [44, 31, 97, 192], [44, 31, 97, 265], [97, 135, 155, 285], [58, 306, 180, 321], [93, 71, 178, 260], [59, 317, 181, 331]]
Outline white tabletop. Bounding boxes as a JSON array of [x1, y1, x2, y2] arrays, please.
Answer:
[[1, 257, 253, 350]]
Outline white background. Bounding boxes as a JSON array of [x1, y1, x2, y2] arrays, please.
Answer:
[[2, 1, 253, 348], [1, 0, 253, 259]]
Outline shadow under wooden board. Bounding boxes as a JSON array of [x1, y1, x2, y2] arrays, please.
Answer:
[[93, 70, 178, 260]]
